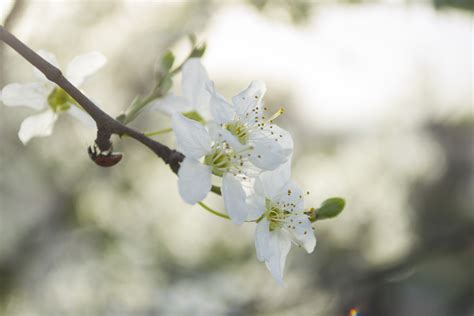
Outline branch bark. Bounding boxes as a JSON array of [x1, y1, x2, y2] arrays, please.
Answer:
[[0, 25, 184, 173]]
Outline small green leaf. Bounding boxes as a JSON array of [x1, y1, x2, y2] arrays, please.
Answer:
[[161, 50, 175, 72], [315, 197, 346, 220]]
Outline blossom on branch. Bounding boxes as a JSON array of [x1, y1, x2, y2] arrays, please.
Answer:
[[172, 112, 259, 224], [251, 164, 316, 284], [1, 50, 106, 144]]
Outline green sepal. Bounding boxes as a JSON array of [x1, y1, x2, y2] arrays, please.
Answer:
[[310, 197, 345, 222], [47, 87, 76, 113], [183, 110, 205, 124]]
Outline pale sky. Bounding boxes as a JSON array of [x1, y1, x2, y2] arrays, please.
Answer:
[[204, 4, 473, 132]]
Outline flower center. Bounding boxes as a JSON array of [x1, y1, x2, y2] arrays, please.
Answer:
[[264, 199, 291, 231], [225, 122, 248, 145], [203, 142, 253, 177], [47, 87, 76, 113]]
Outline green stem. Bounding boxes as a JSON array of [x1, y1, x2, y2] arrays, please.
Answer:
[[255, 214, 265, 223], [197, 201, 263, 223], [144, 127, 172, 137], [122, 91, 161, 124], [198, 202, 230, 220], [122, 52, 196, 125]]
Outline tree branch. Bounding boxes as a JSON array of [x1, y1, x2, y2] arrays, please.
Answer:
[[0, 25, 184, 173]]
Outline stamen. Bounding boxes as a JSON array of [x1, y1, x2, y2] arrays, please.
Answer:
[[266, 107, 285, 124]]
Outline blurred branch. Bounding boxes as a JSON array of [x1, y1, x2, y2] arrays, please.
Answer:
[[0, 0, 25, 86], [0, 26, 184, 173], [2, 0, 25, 29]]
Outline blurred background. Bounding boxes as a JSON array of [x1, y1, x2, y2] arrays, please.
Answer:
[[0, 1, 472, 315]]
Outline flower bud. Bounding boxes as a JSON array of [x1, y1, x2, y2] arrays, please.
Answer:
[[311, 197, 346, 221]]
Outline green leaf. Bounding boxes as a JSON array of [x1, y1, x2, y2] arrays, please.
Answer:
[[315, 197, 345, 220], [161, 50, 175, 72]]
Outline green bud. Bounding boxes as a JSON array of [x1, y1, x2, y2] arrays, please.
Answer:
[[190, 43, 206, 58], [116, 113, 127, 123], [314, 197, 345, 221], [160, 50, 175, 72], [183, 110, 205, 124]]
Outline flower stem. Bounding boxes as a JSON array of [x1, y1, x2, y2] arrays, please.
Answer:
[[144, 127, 173, 137], [197, 202, 230, 220]]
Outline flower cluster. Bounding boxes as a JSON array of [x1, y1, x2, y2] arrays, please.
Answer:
[[152, 58, 318, 284], [1, 49, 343, 284]]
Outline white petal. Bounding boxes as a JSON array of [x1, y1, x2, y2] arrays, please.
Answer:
[[181, 58, 210, 114], [258, 161, 292, 200], [66, 52, 107, 86], [171, 113, 212, 159], [177, 158, 212, 204], [255, 219, 271, 262], [265, 230, 292, 285], [267, 124, 294, 152], [67, 106, 95, 128], [246, 192, 266, 220], [287, 215, 316, 253], [207, 81, 234, 124], [222, 174, 249, 225], [249, 127, 293, 170], [277, 180, 305, 211], [148, 94, 191, 115], [231, 80, 266, 116], [33, 50, 59, 81], [18, 110, 58, 144], [1, 83, 49, 110]]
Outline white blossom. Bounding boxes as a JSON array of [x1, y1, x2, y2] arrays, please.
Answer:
[[251, 163, 316, 284], [1, 50, 106, 144], [149, 58, 210, 120], [172, 113, 259, 224], [207, 80, 293, 170]]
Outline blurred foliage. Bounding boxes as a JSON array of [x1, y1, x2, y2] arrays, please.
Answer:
[[248, 0, 312, 24], [1, 1, 473, 316], [433, 0, 474, 11]]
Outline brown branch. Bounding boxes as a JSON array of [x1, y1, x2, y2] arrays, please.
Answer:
[[0, 25, 184, 173]]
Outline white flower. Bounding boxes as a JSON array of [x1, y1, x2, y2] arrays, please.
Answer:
[[1, 50, 106, 144], [252, 163, 316, 284], [207, 80, 293, 170], [172, 112, 258, 224], [149, 58, 210, 120]]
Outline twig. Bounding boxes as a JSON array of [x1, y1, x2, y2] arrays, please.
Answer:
[[0, 25, 184, 173]]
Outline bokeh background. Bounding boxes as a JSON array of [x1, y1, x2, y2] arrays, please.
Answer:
[[0, 1, 473, 315]]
